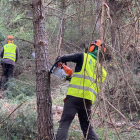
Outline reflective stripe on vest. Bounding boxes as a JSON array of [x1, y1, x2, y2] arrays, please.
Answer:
[[4, 53, 16, 55], [3, 44, 16, 62], [72, 74, 99, 87], [68, 84, 97, 97], [4, 53, 16, 59]]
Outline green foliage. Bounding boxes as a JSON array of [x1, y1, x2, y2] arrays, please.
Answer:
[[5, 77, 36, 101], [52, 85, 68, 106], [0, 31, 5, 47], [0, 31, 4, 42], [0, 98, 37, 140]]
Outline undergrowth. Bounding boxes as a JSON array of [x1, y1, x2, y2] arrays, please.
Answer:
[[0, 78, 139, 140]]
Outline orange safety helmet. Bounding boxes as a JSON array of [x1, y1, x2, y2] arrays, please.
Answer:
[[7, 35, 14, 43], [89, 39, 106, 53], [89, 40, 101, 52], [89, 39, 106, 52]]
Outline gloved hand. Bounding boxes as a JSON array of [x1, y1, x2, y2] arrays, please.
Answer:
[[56, 56, 61, 62], [63, 95, 68, 102], [85, 47, 88, 53], [1, 60, 3, 65], [65, 76, 71, 82]]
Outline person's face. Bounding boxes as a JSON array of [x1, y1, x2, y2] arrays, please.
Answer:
[[7, 39, 14, 44]]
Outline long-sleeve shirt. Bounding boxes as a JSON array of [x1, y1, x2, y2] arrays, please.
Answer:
[[60, 52, 84, 72], [0, 45, 19, 66]]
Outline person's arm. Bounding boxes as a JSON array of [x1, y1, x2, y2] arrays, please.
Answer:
[[59, 52, 83, 63], [15, 46, 19, 62], [0, 47, 4, 58], [59, 52, 84, 72]]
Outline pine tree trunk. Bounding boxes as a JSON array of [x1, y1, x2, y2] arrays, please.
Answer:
[[32, 0, 54, 140]]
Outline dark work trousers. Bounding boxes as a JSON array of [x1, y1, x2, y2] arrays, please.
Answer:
[[1, 63, 14, 89], [56, 95, 99, 140]]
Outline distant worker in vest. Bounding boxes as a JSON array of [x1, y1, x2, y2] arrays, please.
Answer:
[[0, 35, 19, 90], [55, 40, 107, 140]]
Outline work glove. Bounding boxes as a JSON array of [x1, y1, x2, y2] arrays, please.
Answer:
[[56, 56, 61, 62], [65, 76, 71, 82], [1, 60, 3, 65], [63, 95, 68, 102], [85, 47, 88, 53]]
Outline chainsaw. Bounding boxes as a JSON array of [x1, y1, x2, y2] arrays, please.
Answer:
[[50, 60, 73, 81]]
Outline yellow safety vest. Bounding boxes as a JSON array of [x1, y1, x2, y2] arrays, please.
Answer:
[[3, 43, 17, 62], [67, 53, 107, 104]]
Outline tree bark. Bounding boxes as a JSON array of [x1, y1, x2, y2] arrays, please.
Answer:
[[95, 0, 101, 35], [99, 0, 106, 125], [56, 0, 66, 55], [100, 0, 105, 42], [32, 0, 54, 140], [108, 0, 120, 50]]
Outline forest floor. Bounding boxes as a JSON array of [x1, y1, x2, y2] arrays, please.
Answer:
[[52, 104, 140, 140], [0, 90, 140, 140]]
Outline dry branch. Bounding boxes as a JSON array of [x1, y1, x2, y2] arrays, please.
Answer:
[[15, 38, 34, 45], [0, 101, 25, 124], [106, 99, 126, 119]]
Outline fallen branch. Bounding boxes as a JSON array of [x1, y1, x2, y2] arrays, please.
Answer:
[[105, 99, 126, 119], [127, 120, 140, 130], [15, 38, 34, 45], [0, 101, 25, 124]]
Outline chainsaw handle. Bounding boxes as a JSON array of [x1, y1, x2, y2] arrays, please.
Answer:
[[50, 60, 60, 74]]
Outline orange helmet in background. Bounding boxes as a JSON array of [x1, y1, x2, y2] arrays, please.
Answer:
[[89, 39, 106, 53], [89, 40, 102, 52], [7, 35, 14, 43]]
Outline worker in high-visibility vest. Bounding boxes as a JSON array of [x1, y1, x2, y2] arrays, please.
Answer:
[[55, 40, 107, 140], [0, 35, 19, 90]]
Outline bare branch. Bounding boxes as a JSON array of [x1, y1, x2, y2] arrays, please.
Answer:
[[15, 38, 34, 45], [0, 101, 25, 124]]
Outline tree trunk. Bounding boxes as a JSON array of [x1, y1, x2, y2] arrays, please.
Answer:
[[32, 0, 54, 140], [100, 0, 105, 42], [56, 0, 66, 55], [95, 0, 101, 35], [99, 0, 107, 126], [108, 0, 119, 50]]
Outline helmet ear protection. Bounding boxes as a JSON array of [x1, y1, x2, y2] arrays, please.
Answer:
[[89, 40, 106, 53], [89, 44, 98, 52], [89, 40, 99, 52], [103, 47, 106, 52]]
